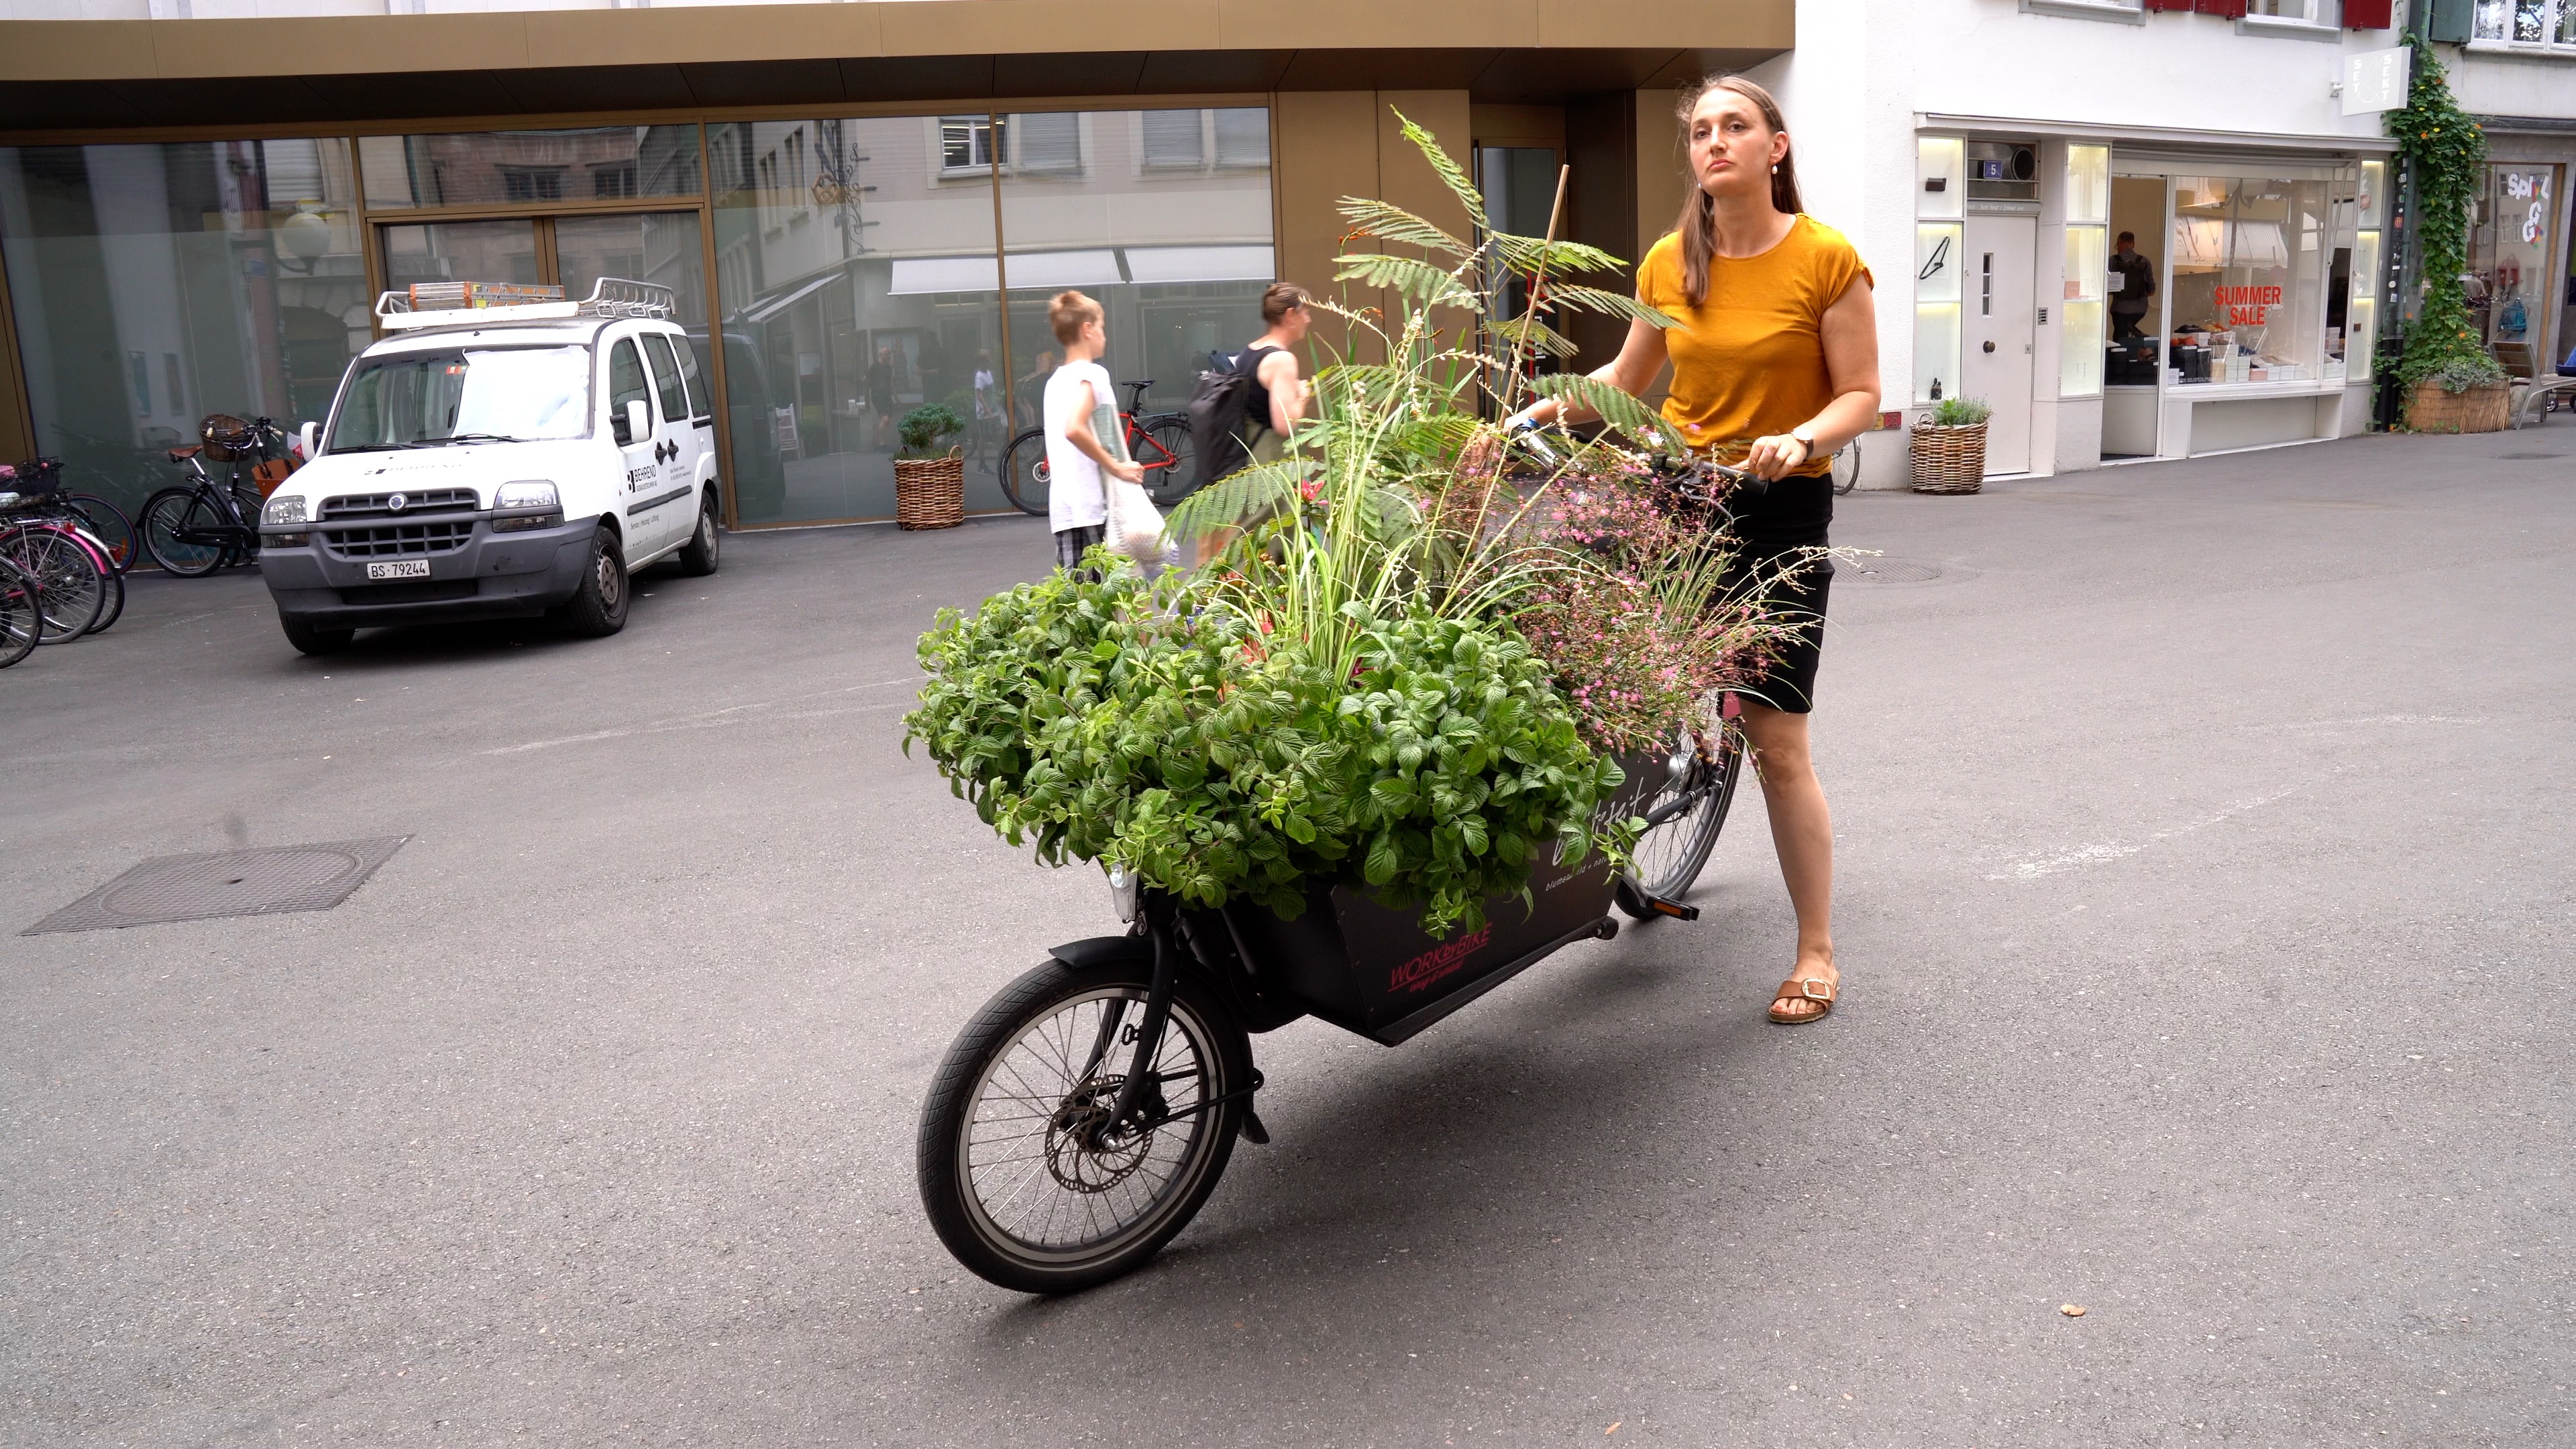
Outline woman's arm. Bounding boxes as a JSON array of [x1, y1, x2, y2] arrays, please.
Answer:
[[1258, 350, 1308, 435], [1743, 278, 1880, 480], [1507, 315, 1671, 429]]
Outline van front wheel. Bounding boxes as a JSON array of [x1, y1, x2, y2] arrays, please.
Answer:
[[558, 526, 629, 637]]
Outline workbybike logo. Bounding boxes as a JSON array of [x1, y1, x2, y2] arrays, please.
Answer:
[[1389, 924, 1495, 996]]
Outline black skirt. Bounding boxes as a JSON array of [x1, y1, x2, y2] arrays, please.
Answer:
[[1718, 473, 1832, 715]]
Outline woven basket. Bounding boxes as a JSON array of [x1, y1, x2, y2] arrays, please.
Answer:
[[1910, 423, 1987, 494], [2406, 380, 2509, 435], [894, 448, 965, 530]]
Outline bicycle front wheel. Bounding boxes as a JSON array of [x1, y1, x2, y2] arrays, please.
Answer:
[[140, 488, 226, 576], [1000, 427, 1051, 517], [1829, 440, 1862, 496], [0, 557, 40, 668], [62, 494, 136, 574], [1619, 712, 1744, 913], [5, 527, 107, 643], [1137, 415, 1196, 507], [918, 957, 1250, 1294]]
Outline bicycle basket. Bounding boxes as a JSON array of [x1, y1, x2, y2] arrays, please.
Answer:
[[9, 457, 64, 496], [200, 414, 260, 462]]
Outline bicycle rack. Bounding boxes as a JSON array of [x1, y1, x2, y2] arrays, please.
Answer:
[[376, 277, 678, 331]]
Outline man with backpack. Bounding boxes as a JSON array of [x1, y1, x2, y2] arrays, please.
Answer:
[[1183, 283, 1313, 563]]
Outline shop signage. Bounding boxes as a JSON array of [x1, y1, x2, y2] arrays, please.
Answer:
[[2502, 170, 2553, 245], [2342, 47, 2410, 116], [2215, 284, 2284, 325]]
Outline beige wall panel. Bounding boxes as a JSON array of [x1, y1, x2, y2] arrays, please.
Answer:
[[1271, 90, 1379, 359], [521, 7, 883, 68], [1218, 0, 1536, 51], [151, 15, 536, 79], [885, 0, 1222, 54], [1635, 87, 1686, 254], [1, 22, 158, 83], [1469, 103, 1564, 147], [1538, 0, 1794, 48], [1374, 89, 1474, 370], [0, 246, 30, 466]]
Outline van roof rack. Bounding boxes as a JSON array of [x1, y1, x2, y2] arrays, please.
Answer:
[[376, 276, 677, 331]]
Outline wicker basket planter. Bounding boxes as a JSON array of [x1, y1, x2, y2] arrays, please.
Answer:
[[1910, 423, 1988, 494], [2406, 380, 2509, 435], [894, 448, 965, 530]]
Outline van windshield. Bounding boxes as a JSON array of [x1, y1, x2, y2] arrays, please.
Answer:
[[328, 345, 591, 451]]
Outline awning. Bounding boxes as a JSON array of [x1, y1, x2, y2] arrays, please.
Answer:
[[733, 270, 838, 325], [889, 254, 1002, 295], [1123, 244, 1275, 284], [1001, 249, 1122, 290]]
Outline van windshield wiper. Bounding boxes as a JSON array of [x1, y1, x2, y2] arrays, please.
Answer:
[[402, 433, 530, 448]]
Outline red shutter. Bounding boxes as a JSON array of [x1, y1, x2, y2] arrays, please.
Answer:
[[2194, 0, 2248, 16], [2342, 0, 2393, 26]]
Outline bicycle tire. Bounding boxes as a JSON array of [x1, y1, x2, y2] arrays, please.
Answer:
[[1618, 716, 1743, 913], [1000, 427, 1051, 517], [0, 557, 40, 668], [62, 494, 136, 574], [1138, 415, 1197, 507], [918, 956, 1250, 1295], [1829, 439, 1862, 496], [3, 527, 107, 643], [140, 488, 226, 576], [86, 561, 125, 635]]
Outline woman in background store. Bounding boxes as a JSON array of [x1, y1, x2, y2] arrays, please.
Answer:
[[1509, 74, 1880, 1025]]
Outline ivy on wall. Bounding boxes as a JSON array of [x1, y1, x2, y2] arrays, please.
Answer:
[[2386, 36, 2500, 397]]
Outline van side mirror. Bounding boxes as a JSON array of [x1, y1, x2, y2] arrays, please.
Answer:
[[617, 398, 649, 446], [298, 421, 320, 460]]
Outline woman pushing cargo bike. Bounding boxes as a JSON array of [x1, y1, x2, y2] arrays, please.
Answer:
[[904, 80, 1876, 1293]]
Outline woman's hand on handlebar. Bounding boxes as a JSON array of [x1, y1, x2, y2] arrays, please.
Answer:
[[1742, 432, 1813, 482]]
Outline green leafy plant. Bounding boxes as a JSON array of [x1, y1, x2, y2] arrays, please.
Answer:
[[1927, 396, 1992, 427], [897, 403, 967, 458], [2387, 37, 2496, 411], [2430, 355, 2505, 394]]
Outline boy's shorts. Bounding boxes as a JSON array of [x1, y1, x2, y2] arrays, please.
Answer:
[[1054, 524, 1105, 573]]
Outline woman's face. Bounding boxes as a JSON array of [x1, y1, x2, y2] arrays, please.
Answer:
[[1278, 304, 1311, 343], [1687, 89, 1788, 203]]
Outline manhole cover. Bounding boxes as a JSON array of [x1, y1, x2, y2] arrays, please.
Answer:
[[1831, 558, 1945, 583], [25, 837, 410, 935]]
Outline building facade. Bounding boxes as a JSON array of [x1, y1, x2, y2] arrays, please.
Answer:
[[0, 0, 2568, 525]]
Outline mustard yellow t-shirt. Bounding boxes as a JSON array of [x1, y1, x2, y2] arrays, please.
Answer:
[[1636, 215, 1873, 476]]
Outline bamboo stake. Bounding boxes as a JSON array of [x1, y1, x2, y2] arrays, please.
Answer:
[[1499, 164, 1571, 417]]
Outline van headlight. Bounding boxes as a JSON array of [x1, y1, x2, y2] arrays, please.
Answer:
[[262, 494, 307, 526], [492, 480, 562, 532]]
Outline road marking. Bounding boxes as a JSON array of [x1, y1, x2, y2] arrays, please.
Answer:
[[2247, 714, 2485, 732], [478, 677, 921, 755], [1992, 774, 2335, 881]]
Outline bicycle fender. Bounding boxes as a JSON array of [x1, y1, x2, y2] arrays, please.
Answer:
[[1048, 935, 1153, 970]]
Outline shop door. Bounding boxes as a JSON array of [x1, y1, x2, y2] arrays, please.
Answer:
[[1962, 214, 2037, 475]]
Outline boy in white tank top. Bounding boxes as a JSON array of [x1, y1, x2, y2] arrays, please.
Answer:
[[1040, 290, 1142, 574]]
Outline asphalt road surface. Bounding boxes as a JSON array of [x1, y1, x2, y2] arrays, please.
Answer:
[[3, 426, 2570, 1446]]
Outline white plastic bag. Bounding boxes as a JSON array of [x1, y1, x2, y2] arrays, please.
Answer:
[[1104, 476, 1168, 563]]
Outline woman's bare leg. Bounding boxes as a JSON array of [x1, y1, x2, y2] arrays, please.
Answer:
[[1737, 700, 1835, 1019]]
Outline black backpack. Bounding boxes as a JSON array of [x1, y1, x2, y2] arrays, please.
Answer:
[[1185, 347, 1266, 490]]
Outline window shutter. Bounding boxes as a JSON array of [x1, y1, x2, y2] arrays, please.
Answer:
[[2192, 0, 2246, 17], [2341, 0, 2392, 25], [1016, 113, 1082, 174], [1140, 111, 1203, 170], [1213, 108, 1269, 168]]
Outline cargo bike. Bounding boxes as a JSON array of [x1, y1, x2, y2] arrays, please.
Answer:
[[915, 456, 1770, 1293]]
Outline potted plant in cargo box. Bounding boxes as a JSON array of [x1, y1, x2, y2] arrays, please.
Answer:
[[1910, 396, 1990, 494], [894, 402, 967, 531], [904, 114, 1809, 936]]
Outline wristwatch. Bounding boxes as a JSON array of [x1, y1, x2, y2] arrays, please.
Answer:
[[1788, 425, 1819, 461]]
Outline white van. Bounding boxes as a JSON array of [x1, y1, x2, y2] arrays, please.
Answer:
[[257, 278, 722, 655]]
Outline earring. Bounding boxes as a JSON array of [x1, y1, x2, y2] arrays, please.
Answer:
[[1770, 164, 1780, 174]]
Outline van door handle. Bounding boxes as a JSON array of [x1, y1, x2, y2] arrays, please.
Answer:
[[1982, 340, 1997, 354]]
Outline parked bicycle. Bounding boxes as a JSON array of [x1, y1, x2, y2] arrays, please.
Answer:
[[999, 380, 1194, 517], [0, 460, 121, 639], [0, 555, 40, 669], [139, 415, 286, 577]]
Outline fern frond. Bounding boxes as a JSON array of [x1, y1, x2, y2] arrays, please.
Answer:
[[1546, 284, 1682, 330], [1528, 374, 1680, 450], [1392, 109, 1487, 231], [1162, 458, 1313, 539], [1490, 233, 1622, 278], [1334, 252, 1481, 312], [1491, 316, 1579, 359], [1336, 197, 1469, 257]]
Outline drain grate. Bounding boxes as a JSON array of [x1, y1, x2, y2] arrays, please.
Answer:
[[1831, 557, 1945, 583], [25, 837, 410, 935]]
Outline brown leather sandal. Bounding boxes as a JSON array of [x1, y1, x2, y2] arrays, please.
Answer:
[[1767, 975, 1838, 1024]]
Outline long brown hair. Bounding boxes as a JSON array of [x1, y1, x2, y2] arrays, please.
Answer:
[[1672, 75, 1804, 307]]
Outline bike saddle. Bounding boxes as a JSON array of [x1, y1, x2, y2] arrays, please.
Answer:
[[166, 445, 203, 462]]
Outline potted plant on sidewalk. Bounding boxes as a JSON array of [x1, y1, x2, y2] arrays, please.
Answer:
[[2387, 38, 2511, 435], [894, 402, 968, 530], [1910, 396, 1991, 493]]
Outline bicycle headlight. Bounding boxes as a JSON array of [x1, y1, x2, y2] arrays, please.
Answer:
[[262, 494, 307, 527], [494, 480, 558, 511], [1106, 863, 1140, 924]]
